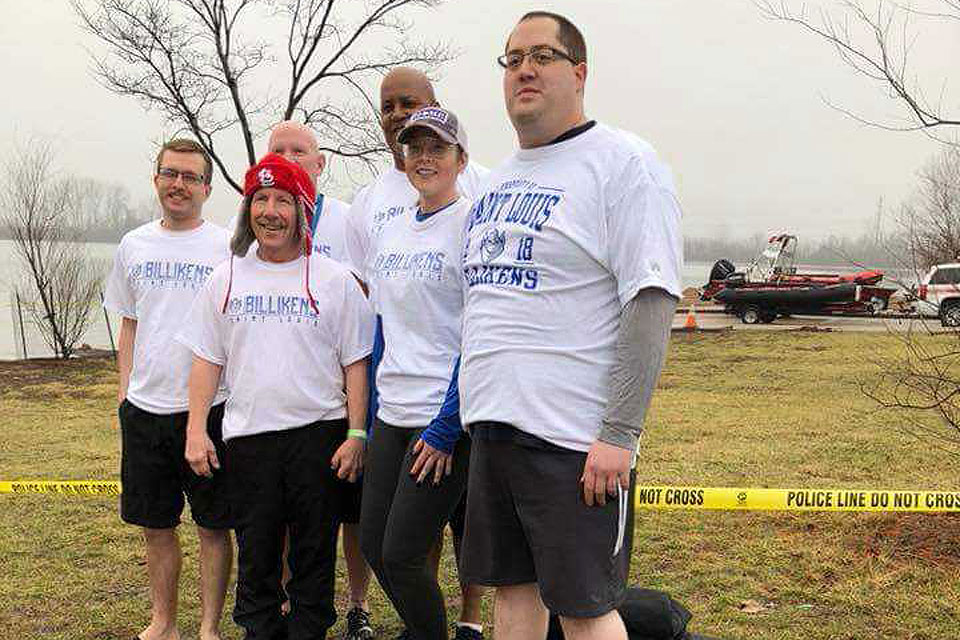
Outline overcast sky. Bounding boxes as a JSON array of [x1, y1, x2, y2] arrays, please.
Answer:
[[1, 0, 957, 245]]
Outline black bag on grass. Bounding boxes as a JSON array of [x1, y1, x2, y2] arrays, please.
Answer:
[[545, 587, 693, 640]]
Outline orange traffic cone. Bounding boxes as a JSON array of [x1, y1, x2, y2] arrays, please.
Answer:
[[683, 305, 698, 331]]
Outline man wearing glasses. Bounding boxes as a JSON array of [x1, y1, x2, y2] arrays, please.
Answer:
[[104, 139, 233, 640], [459, 12, 682, 640]]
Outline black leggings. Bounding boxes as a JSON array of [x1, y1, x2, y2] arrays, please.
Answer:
[[359, 419, 471, 640]]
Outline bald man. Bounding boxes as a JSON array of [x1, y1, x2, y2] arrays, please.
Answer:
[[345, 68, 490, 640], [258, 121, 375, 640]]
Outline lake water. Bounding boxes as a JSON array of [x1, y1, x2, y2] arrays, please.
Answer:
[[0, 240, 121, 360], [0, 239, 908, 360]]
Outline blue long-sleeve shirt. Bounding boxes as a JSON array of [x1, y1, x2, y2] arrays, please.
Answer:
[[364, 314, 462, 453], [419, 357, 461, 454]]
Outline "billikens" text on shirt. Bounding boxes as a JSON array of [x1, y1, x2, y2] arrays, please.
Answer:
[[225, 295, 319, 324], [130, 261, 215, 290], [374, 250, 445, 281]]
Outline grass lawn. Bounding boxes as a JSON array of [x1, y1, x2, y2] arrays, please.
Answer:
[[1, 330, 958, 639]]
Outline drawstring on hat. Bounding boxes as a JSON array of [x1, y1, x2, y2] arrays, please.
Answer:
[[221, 254, 235, 314], [301, 202, 319, 315]]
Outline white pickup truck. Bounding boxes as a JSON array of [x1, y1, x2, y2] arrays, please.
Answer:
[[916, 262, 960, 326]]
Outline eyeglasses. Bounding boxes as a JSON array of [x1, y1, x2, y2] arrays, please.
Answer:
[[402, 140, 456, 159], [497, 45, 577, 71], [156, 167, 206, 186]]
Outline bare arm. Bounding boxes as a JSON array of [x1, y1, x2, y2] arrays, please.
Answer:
[[331, 357, 369, 483], [184, 355, 223, 477], [116, 317, 137, 404]]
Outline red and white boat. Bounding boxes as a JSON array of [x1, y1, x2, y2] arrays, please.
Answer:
[[700, 234, 897, 324]]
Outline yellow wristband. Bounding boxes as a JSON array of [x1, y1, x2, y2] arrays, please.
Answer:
[[347, 429, 368, 440]]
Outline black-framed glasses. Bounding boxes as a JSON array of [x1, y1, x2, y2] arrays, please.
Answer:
[[497, 46, 577, 71], [156, 167, 206, 186]]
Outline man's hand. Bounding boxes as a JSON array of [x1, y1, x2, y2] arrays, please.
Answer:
[[409, 438, 453, 485], [185, 429, 219, 478], [331, 437, 365, 483], [114, 395, 125, 430], [580, 440, 633, 506]]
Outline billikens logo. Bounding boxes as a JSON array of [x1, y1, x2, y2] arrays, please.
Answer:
[[258, 168, 274, 187], [480, 228, 506, 263]]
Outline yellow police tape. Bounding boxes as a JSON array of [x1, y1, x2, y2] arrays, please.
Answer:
[[634, 486, 960, 513], [2, 481, 959, 512], [0, 480, 121, 496]]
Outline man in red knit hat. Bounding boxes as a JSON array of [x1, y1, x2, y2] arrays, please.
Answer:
[[182, 153, 374, 640]]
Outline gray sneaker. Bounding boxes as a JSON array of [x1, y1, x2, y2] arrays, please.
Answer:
[[345, 606, 374, 640], [453, 625, 484, 640]]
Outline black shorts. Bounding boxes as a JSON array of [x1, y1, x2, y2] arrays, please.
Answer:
[[119, 399, 232, 530], [460, 424, 635, 618], [338, 472, 363, 524]]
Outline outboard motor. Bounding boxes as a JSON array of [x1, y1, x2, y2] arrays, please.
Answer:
[[708, 259, 736, 283]]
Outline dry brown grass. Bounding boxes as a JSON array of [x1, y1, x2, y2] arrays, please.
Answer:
[[2, 332, 959, 639]]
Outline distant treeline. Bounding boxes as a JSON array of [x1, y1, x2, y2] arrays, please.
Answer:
[[686, 232, 902, 269], [0, 180, 153, 244]]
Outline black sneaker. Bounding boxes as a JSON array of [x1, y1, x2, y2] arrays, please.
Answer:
[[345, 606, 374, 640], [452, 625, 484, 640]]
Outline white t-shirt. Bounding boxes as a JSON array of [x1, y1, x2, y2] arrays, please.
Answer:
[[368, 198, 469, 426], [312, 195, 351, 262], [344, 161, 489, 282], [460, 123, 683, 452], [103, 220, 230, 414], [177, 252, 374, 441]]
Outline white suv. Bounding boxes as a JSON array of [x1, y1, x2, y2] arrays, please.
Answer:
[[917, 263, 960, 326]]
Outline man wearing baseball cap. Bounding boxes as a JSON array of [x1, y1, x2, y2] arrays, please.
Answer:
[[181, 153, 374, 640]]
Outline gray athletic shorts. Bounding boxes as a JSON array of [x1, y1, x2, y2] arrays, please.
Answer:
[[460, 423, 635, 618]]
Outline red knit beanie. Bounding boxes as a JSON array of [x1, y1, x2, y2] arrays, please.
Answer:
[[244, 153, 317, 253], [221, 153, 320, 314]]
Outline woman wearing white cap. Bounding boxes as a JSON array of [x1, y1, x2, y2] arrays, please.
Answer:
[[358, 106, 476, 640], [179, 153, 374, 640]]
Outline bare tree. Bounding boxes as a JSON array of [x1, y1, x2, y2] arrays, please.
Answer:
[[1, 143, 104, 359], [864, 327, 960, 456], [754, 2, 960, 453], [899, 145, 960, 270], [857, 147, 960, 456], [756, 0, 960, 135], [73, 0, 454, 193]]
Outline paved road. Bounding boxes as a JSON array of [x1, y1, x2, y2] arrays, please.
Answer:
[[672, 310, 952, 334]]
